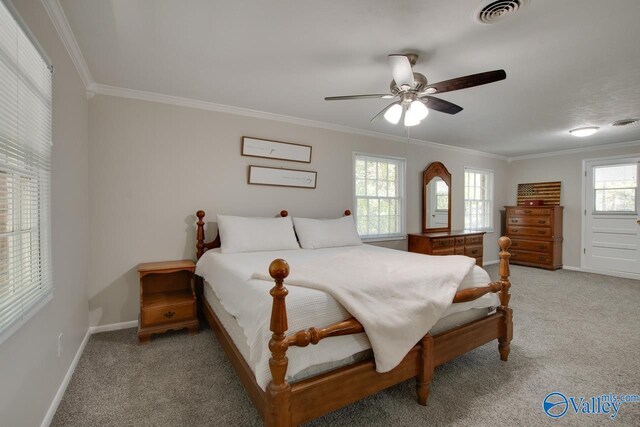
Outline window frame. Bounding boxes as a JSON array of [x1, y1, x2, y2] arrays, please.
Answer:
[[463, 167, 494, 232], [0, 0, 53, 345], [352, 152, 406, 242], [591, 163, 638, 214]]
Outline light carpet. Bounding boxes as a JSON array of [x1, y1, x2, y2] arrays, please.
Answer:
[[52, 265, 640, 426]]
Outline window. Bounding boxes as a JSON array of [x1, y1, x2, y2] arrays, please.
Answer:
[[353, 153, 405, 240], [464, 168, 493, 230], [593, 164, 637, 213], [0, 1, 53, 343], [435, 179, 449, 211]]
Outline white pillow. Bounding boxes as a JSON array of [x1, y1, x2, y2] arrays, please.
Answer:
[[217, 215, 300, 253], [293, 216, 363, 249]]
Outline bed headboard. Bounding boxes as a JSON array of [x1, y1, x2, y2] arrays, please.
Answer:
[[195, 209, 352, 259]]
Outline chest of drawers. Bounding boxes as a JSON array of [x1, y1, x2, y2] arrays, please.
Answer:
[[504, 206, 563, 270], [408, 231, 485, 266]]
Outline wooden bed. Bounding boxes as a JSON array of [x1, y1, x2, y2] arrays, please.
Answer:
[[195, 209, 513, 426]]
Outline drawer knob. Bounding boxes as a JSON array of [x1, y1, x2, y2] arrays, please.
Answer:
[[525, 210, 532, 213], [164, 311, 176, 319], [512, 229, 518, 232], [538, 230, 545, 234], [512, 219, 518, 223], [539, 245, 547, 249], [538, 220, 546, 224], [538, 256, 546, 261], [471, 250, 478, 254]]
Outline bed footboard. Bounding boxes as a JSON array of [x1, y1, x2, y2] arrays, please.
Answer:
[[265, 237, 512, 426]]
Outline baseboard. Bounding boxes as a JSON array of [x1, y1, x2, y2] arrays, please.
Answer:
[[40, 320, 139, 426], [88, 320, 138, 334], [40, 327, 91, 427], [562, 266, 582, 272], [482, 260, 499, 266]]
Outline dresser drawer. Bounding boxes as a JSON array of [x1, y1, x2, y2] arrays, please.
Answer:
[[507, 225, 552, 238], [432, 237, 454, 248], [507, 207, 553, 216], [454, 237, 465, 246], [510, 239, 551, 253], [432, 247, 455, 255], [465, 235, 483, 245], [142, 302, 195, 326], [465, 245, 483, 257], [510, 250, 551, 265], [507, 216, 552, 227], [454, 247, 465, 255]]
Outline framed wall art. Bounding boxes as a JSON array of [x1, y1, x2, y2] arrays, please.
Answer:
[[248, 165, 317, 189], [241, 136, 312, 163]]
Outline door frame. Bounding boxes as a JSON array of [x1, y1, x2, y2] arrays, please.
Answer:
[[580, 153, 640, 280]]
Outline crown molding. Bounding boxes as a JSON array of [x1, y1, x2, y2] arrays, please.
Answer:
[[90, 83, 508, 161], [508, 139, 640, 162], [41, 0, 94, 90]]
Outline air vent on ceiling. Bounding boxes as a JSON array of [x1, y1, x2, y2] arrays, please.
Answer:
[[612, 118, 639, 127], [475, 0, 529, 24]]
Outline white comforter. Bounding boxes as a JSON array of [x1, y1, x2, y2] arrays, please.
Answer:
[[252, 247, 475, 372], [196, 245, 499, 388]]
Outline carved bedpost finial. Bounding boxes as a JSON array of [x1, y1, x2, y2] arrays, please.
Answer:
[[344, 210, 351, 216], [280, 210, 288, 218], [497, 236, 513, 362], [267, 259, 292, 425], [196, 210, 206, 260]]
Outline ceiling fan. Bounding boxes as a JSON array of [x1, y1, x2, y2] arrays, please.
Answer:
[[325, 54, 506, 127]]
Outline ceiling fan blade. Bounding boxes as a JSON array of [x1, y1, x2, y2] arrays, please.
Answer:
[[370, 101, 400, 122], [425, 69, 506, 94], [388, 54, 415, 88], [325, 94, 394, 101], [421, 96, 463, 115]]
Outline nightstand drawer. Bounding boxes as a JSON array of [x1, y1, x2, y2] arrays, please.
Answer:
[[142, 302, 195, 326]]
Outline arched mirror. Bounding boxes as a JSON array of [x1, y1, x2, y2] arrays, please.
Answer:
[[422, 162, 451, 233]]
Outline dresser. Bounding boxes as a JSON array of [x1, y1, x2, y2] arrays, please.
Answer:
[[408, 230, 485, 266], [504, 206, 563, 270]]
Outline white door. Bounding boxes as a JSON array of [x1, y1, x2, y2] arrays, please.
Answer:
[[583, 157, 640, 277]]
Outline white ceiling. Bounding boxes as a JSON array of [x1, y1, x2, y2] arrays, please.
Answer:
[[58, 0, 640, 156]]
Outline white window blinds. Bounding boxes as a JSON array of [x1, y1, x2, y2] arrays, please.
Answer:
[[0, 0, 53, 342], [353, 153, 405, 240], [464, 168, 494, 231]]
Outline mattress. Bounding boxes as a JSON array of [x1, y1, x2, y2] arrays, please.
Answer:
[[196, 245, 499, 389], [204, 281, 491, 385]]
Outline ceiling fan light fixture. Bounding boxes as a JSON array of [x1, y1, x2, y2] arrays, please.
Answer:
[[408, 100, 429, 121], [569, 126, 599, 137], [384, 103, 403, 124]]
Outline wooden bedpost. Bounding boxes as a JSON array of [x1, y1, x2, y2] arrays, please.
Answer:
[[196, 210, 206, 260], [416, 334, 434, 406], [496, 236, 513, 362], [266, 259, 292, 427]]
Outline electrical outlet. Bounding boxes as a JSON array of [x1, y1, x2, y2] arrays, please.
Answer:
[[57, 333, 63, 357]]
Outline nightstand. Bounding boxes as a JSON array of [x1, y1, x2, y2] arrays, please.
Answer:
[[137, 260, 199, 343]]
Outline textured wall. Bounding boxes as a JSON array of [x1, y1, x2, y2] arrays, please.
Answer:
[[88, 95, 508, 326]]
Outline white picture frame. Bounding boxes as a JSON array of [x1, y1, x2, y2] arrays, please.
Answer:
[[242, 136, 312, 163], [248, 165, 317, 189]]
